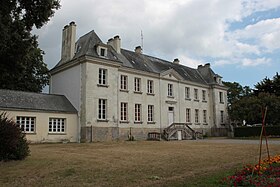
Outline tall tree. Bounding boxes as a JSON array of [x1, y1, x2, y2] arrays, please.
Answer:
[[0, 0, 60, 92], [254, 72, 280, 96]]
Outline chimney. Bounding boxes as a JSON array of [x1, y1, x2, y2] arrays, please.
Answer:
[[61, 21, 76, 62], [198, 64, 203, 69], [173, 58, 180, 64], [107, 35, 121, 54], [204, 63, 210, 68], [135, 46, 142, 54]]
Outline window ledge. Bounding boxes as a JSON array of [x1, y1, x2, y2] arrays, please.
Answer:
[[220, 102, 224, 104], [120, 89, 129, 93], [186, 123, 192, 125], [195, 123, 201, 125], [147, 93, 155, 96], [48, 133, 66, 135], [194, 99, 200, 102], [203, 123, 208, 125], [23, 132, 36, 135], [97, 84, 109, 88], [97, 119, 109, 122], [185, 98, 191, 101], [202, 100, 207, 103], [134, 121, 143, 124], [120, 120, 129, 123], [167, 96, 174, 98], [134, 91, 143, 94], [147, 121, 156, 124]]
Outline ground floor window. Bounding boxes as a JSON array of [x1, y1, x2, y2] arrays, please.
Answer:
[[195, 109, 199, 124], [49, 118, 66, 133], [135, 104, 141, 122], [120, 102, 128, 121], [203, 110, 207, 124], [148, 105, 154, 122], [221, 110, 224, 124], [186, 108, 191, 123], [16, 116, 36, 133], [98, 99, 107, 120]]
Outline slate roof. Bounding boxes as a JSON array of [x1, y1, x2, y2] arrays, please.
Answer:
[[0, 89, 77, 113], [53, 30, 224, 86]]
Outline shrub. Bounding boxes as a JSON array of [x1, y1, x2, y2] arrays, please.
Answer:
[[0, 113, 30, 161]]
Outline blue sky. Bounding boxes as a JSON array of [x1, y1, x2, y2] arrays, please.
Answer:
[[34, 0, 280, 89]]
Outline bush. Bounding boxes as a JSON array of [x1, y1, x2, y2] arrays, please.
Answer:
[[0, 113, 30, 161], [234, 126, 280, 137]]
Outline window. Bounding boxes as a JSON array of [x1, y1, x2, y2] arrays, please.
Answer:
[[134, 77, 141, 92], [98, 99, 107, 120], [134, 104, 141, 122], [221, 110, 224, 124], [120, 75, 128, 90], [120, 102, 128, 121], [98, 68, 107, 85], [203, 110, 207, 124], [147, 80, 154, 94], [219, 92, 224, 103], [185, 87, 190, 99], [168, 84, 173, 97], [195, 109, 199, 124], [194, 88, 198, 100], [148, 105, 154, 122], [186, 108, 191, 123], [202, 90, 206, 101], [100, 48, 105, 56], [16, 116, 35, 133], [97, 46, 107, 57], [49, 118, 65, 133]]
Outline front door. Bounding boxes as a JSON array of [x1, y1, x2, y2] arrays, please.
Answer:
[[177, 130, 182, 140], [168, 107, 174, 126]]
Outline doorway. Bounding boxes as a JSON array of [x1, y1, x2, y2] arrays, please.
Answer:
[[168, 107, 174, 126]]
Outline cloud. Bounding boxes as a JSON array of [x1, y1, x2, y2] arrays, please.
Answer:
[[241, 57, 271, 67]]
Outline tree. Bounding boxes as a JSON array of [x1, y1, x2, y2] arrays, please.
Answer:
[[254, 72, 280, 96], [0, 113, 30, 161], [0, 0, 60, 92]]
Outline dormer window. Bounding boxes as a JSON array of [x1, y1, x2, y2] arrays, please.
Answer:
[[97, 45, 108, 58]]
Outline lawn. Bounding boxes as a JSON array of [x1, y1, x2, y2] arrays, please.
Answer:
[[0, 140, 280, 187]]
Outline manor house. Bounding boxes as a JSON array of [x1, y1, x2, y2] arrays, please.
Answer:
[[49, 22, 228, 142]]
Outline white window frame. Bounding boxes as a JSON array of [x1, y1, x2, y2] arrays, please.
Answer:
[[148, 105, 154, 122], [202, 90, 206, 101], [134, 77, 141, 92], [147, 80, 154, 94], [194, 88, 199, 100], [16, 116, 36, 133], [219, 92, 224, 103], [98, 68, 107, 86], [134, 104, 142, 122], [221, 110, 224, 124], [120, 102, 128, 121], [203, 110, 207, 124], [185, 87, 190, 99], [98, 99, 107, 120], [168, 84, 173, 97], [120, 75, 128, 91], [195, 109, 199, 124], [49, 118, 66, 133], [97, 46, 108, 57], [186, 108, 191, 123]]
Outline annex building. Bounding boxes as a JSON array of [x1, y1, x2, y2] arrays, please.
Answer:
[[49, 22, 228, 142]]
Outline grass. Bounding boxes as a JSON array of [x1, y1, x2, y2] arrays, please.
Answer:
[[0, 140, 280, 187]]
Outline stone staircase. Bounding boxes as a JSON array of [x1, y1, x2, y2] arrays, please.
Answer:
[[162, 123, 203, 141]]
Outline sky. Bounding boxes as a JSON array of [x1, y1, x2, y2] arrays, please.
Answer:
[[33, 0, 280, 89]]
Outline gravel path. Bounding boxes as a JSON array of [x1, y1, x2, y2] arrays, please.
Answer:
[[196, 138, 280, 145]]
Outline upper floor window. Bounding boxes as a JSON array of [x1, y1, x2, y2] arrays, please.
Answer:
[[98, 68, 107, 86], [97, 45, 107, 57], [202, 90, 206, 101], [120, 75, 128, 91], [120, 102, 128, 121], [186, 108, 191, 123], [185, 87, 190, 99], [219, 92, 224, 103], [147, 80, 154, 94], [98, 99, 107, 120], [194, 88, 199, 100], [134, 77, 141, 92], [134, 104, 142, 122], [49, 118, 66, 133], [168, 84, 173, 97], [16, 116, 36, 133]]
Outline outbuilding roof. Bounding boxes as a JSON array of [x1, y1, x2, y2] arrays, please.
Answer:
[[0, 89, 77, 113]]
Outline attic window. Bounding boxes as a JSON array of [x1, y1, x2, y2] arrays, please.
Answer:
[[97, 45, 108, 58]]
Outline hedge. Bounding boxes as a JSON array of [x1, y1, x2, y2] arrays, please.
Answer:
[[234, 126, 280, 137]]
